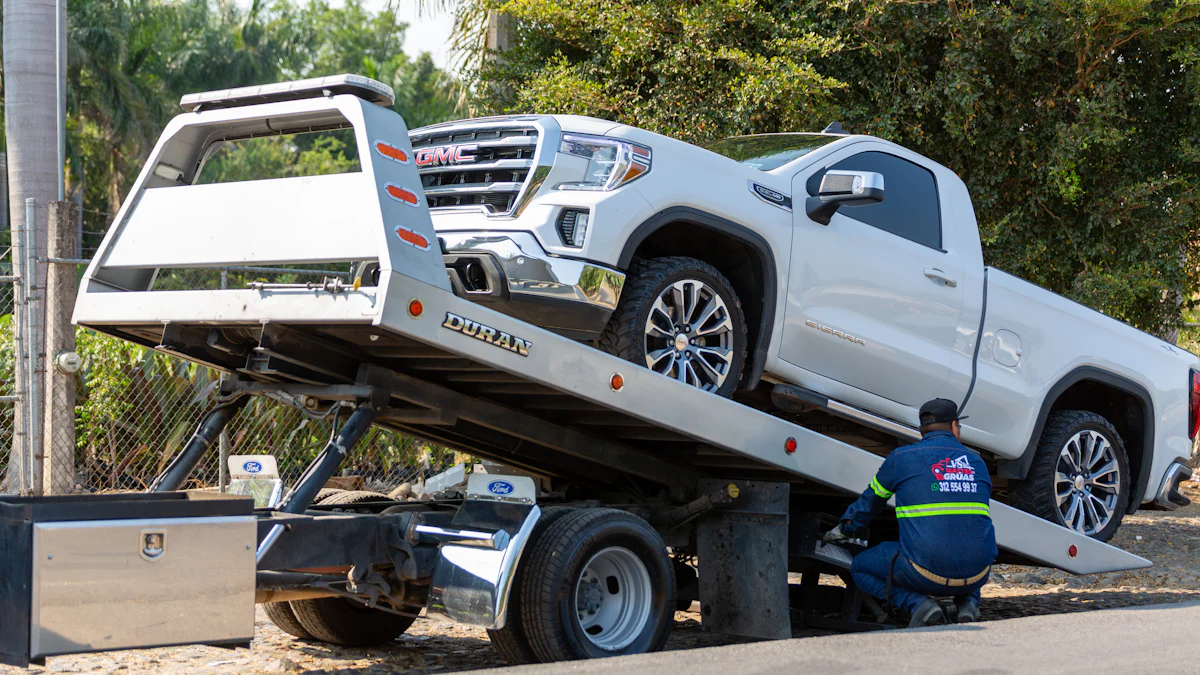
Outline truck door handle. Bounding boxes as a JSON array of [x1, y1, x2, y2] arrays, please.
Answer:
[[923, 269, 958, 288]]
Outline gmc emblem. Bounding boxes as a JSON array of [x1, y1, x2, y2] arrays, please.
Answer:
[[415, 144, 479, 167]]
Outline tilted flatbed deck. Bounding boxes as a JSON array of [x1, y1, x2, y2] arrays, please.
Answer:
[[8, 75, 1146, 667]]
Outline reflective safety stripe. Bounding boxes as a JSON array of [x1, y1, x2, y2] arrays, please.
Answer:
[[870, 476, 894, 499], [895, 501, 990, 518]]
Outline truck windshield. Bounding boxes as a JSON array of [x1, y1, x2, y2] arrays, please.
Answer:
[[703, 134, 839, 171]]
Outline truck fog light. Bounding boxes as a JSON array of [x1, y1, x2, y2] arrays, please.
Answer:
[[557, 209, 590, 248]]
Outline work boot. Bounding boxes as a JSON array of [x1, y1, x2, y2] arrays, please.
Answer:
[[954, 596, 980, 623], [908, 598, 946, 628]]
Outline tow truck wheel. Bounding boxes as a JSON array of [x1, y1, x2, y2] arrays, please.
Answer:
[[520, 508, 675, 661], [262, 601, 314, 640], [599, 256, 747, 397], [288, 597, 416, 646], [487, 506, 574, 664], [1011, 410, 1131, 542]]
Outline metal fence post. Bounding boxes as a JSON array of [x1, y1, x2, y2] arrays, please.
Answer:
[[23, 198, 43, 495], [219, 267, 229, 492], [4, 199, 29, 495], [43, 201, 79, 494]]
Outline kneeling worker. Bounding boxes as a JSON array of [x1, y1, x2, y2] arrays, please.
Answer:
[[824, 398, 997, 627]]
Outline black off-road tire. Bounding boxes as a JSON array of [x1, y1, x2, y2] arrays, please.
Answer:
[[520, 508, 676, 661], [263, 601, 314, 640], [1010, 410, 1131, 542], [598, 257, 747, 398], [314, 488, 345, 504], [289, 597, 416, 646], [487, 506, 575, 665], [318, 490, 390, 510]]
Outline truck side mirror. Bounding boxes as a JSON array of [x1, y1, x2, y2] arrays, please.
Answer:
[[805, 170, 885, 225]]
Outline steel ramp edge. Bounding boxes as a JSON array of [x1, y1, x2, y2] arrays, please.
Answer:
[[377, 272, 1149, 576]]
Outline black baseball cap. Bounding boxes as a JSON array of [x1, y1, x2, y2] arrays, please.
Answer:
[[919, 398, 968, 425]]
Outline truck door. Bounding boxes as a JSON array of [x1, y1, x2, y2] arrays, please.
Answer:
[[780, 148, 966, 407]]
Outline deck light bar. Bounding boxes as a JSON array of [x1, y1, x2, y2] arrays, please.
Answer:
[[179, 74, 395, 113]]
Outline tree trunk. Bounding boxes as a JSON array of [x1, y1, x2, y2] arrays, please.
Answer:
[[2, 0, 64, 493]]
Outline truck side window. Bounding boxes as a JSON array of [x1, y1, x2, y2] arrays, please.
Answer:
[[806, 151, 942, 250]]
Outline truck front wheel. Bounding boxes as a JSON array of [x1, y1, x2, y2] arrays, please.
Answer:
[[599, 257, 747, 397], [519, 508, 676, 661], [1011, 410, 1131, 542]]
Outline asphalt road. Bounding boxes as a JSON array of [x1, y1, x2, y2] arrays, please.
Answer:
[[482, 601, 1200, 675]]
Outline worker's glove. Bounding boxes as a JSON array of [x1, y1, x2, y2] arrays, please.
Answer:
[[822, 524, 852, 543]]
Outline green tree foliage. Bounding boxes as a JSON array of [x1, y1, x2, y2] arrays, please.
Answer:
[[470, 0, 844, 142], [52, 0, 461, 251], [469, 0, 1200, 335]]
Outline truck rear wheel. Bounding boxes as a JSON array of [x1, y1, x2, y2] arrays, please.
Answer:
[[519, 508, 675, 661], [487, 506, 574, 664], [1011, 410, 1130, 542], [262, 601, 313, 640], [599, 257, 747, 397], [289, 597, 415, 646]]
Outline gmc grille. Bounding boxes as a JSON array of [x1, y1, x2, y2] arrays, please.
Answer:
[[409, 124, 539, 216]]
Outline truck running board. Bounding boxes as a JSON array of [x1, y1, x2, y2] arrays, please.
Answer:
[[772, 383, 922, 442]]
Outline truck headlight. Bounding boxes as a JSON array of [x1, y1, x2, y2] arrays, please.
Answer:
[[557, 134, 651, 191]]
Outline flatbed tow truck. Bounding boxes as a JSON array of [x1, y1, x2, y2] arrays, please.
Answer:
[[0, 76, 1150, 667]]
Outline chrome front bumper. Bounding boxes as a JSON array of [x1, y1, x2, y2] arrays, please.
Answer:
[[439, 231, 625, 339], [1152, 461, 1192, 510]]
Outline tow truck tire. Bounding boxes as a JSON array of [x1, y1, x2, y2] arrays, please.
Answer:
[[263, 601, 314, 640], [289, 597, 415, 646], [520, 508, 675, 661], [599, 257, 747, 398], [1010, 410, 1131, 543], [487, 506, 575, 664]]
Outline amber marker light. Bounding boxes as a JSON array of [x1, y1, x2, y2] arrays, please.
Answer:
[[408, 298, 424, 318], [610, 373, 625, 391]]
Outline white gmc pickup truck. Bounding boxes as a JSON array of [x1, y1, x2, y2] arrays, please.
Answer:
[[411, 115, 1199, 542]]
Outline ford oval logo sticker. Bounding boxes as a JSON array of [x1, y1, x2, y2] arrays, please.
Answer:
[[243, 461, 263, 474], [488, 480, 515, 496]]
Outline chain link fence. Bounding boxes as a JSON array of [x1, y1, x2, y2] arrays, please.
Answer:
[[1, 243, 460, 497], [0, 246, 16, 492]]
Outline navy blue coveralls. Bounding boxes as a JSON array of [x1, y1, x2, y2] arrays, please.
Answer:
[[840, 430, 998, 614]]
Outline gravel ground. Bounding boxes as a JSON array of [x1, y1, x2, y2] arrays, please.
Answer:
[[8, 484, 1200, 675]]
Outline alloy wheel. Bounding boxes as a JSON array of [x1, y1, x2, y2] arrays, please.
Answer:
[[1055, 430, 1121, 535], [643, 279, 735, 392]]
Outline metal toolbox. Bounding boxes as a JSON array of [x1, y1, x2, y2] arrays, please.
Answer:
[[0, 492, 256, 667]]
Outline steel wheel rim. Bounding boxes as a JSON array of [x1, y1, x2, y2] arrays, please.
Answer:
[[573, 546, 653, 651], [1055, 430, 1121, 535], [644, 279, 734, 392]]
